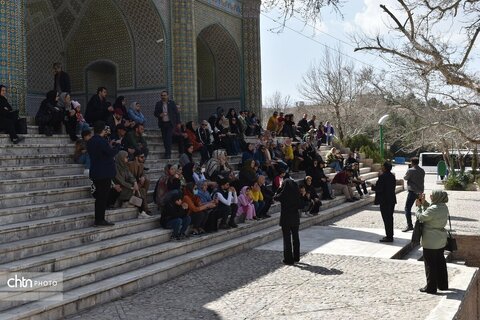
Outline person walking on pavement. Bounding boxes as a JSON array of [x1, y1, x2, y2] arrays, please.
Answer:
[[154, 90, 180, 159], [87, 121, 120, 227], [371, 162, 397, 242], [274, 178, 303, 265], [402, 157, 425, 232]]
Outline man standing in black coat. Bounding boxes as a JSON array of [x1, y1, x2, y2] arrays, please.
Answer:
[[154, 90, 181, 159], [85, 87, 112, 125], [274, 178, 302, 265], [87, 121, 119, 227], [372, 162, 397, 242]]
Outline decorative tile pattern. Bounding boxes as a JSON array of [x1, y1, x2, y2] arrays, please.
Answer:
[[0, 0, 27, 114], [18, 0, 263, 123], [172, 0, 198, 121], [66, 0, 134, 90], [242, 0, 262, 118], [195, 1, 242, 49], [198, 0, 242, 16], [198, 24, 241, 100], [115, 0, 167, 88], [197, 38, 216, 100], [26, 18, 63, 93]]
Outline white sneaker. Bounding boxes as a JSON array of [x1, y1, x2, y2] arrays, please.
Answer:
[[138, 211, 152, 219], [83, 169, 90, 177]]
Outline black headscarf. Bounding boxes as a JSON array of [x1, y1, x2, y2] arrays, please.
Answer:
[[46, 90, 58, 104]]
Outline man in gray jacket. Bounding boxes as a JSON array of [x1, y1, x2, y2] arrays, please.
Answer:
[[402, 157, 425, 231]]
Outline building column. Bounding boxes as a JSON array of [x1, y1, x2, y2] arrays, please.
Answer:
[[242, 0, 262, 119], [0, 0, 27, 114], [171, 0, 198, 121]]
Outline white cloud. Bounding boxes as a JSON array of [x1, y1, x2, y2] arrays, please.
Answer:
[[354, 0, 398, 37]]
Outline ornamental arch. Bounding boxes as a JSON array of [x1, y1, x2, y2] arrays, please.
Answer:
[[196, 23, 242, 120], [25, 0, 167, 127]]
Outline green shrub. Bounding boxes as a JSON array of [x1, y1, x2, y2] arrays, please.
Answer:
[[445, 171, 476, 191], [344, 134, 376, 152], [360, 145, 383, 163], [444, 174, 464, 190]]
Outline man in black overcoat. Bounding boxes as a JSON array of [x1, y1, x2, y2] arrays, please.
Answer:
[[372, 162, 397, 242]]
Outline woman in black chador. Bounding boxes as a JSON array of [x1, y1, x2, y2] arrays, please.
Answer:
[[274, 178, 302, 265]]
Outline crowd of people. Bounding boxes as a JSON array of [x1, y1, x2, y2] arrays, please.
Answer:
[[2, 64, 372, 235]]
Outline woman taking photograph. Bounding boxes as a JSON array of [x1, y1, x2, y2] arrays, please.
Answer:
[[274, 179, 302, 265], [416, 190, 449, 294]]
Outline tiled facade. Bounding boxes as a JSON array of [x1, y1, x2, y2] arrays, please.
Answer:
[[0, 0, 27, 112], [1, 0, 261, 124]]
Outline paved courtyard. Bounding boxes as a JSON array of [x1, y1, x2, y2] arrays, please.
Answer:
[[68, 165, 479, 319]]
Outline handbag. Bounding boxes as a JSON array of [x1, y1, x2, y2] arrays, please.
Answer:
[[411, 220, 423, 245], [444, 213, 457, 251], [129, 190, 143, 208]]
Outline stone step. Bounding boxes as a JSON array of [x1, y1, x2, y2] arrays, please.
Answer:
[[0, 217, 161, 264], [0, 164, 84, 179], [0, 206, 148, 245], [0, 199, 95, 225], [0, 187, 405, 320], [0, 186, 91, 208], [0, 175, 90, 194], [0, 144, 75, 156], [0, 134, 73, 144], [0, 142, 175, 156], [0, 154, 76, 166], [0, 195, 355, 288], [0, 195, 353, 312]]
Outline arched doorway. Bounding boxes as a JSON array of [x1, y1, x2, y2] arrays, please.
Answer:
[[196, 24, 242, 120], [85, 61, 117, 104]]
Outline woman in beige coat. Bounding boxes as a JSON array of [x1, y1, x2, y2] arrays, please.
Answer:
[[415, 190, 449, 294]]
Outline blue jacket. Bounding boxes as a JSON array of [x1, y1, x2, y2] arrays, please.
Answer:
[[87, 134, 118, 180]]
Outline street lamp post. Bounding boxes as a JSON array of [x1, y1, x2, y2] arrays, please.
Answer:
[[378, 114, 389, 159]]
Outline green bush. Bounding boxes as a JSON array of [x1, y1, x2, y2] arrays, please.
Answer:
[[444, 174, 464, 190], [344, 134, 376, 152], [359, 145, 383, 163], [444, 171, 476, 191]]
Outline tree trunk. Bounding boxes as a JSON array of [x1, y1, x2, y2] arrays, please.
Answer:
[[334, 104, 344, 141]]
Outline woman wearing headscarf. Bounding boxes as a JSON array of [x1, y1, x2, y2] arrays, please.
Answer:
[[182, 182, 216, 235], [127, 101, 146, 125], [274, 179, 303, 265], [238, 159, 258, 188], [113, 96, 129, 120], [0, 85, 24, 144], [204, 149, 234, 182], [36, 90, 63, 136], [113, 150, 150, 218], [58, 92, 79, 141], [185, 121, 209, 164], [415, 190, 449, 294]]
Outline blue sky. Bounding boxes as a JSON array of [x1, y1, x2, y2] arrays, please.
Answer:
[[260, 0, 393, 104]]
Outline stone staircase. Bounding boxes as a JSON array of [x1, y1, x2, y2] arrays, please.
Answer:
[[0, 128, 400, 319]]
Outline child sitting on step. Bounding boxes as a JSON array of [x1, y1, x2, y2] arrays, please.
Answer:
[[237, 186, 256, 222]]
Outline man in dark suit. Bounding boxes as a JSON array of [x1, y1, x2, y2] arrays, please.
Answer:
[[154, 90, 181, 159], [53, 62, 71, 94], [372, 161, 397, 242], [85, 87, 113, 125], [87, 121, 120, 227]]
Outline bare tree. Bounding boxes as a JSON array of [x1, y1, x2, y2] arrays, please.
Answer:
[[299, 46, 365, 141], [263, 91, 292, 111], [268, 0, 480, 145]]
